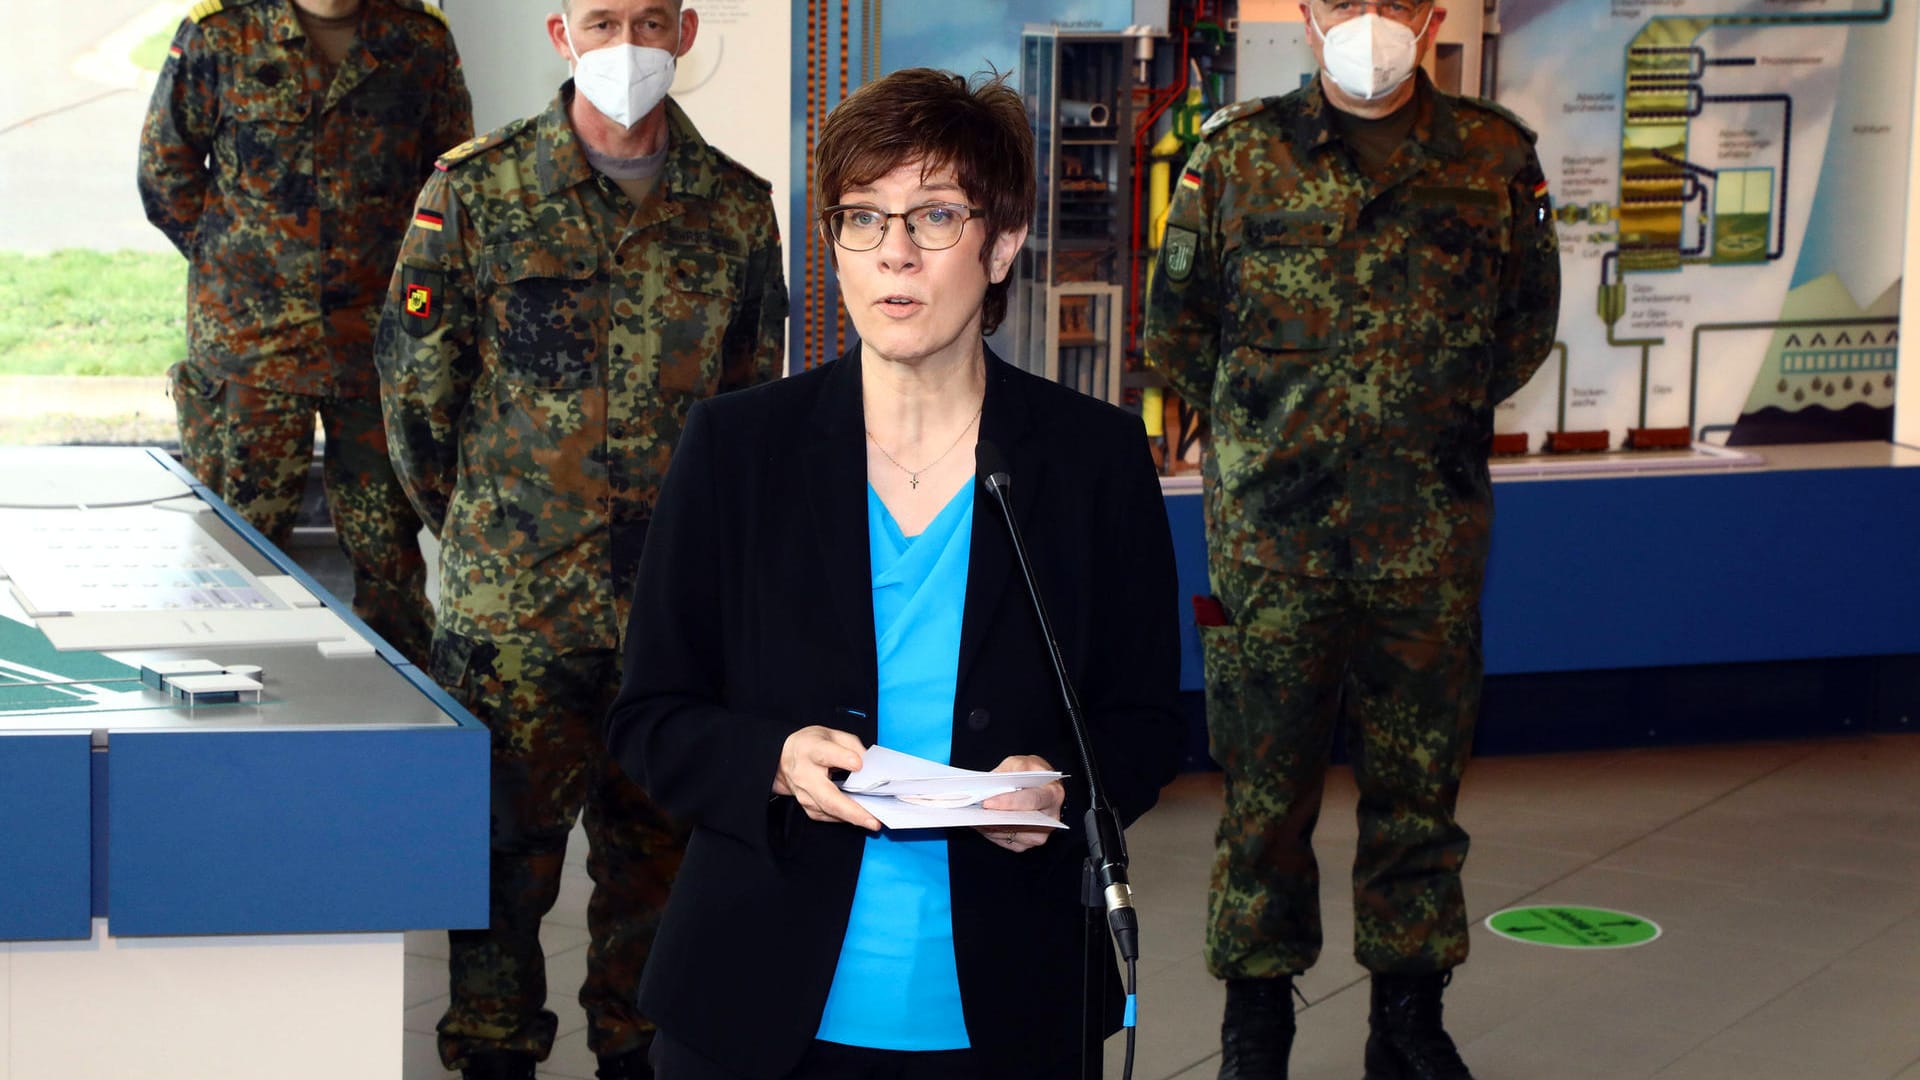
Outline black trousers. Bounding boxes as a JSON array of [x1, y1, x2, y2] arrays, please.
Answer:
[[652, 1034, 986, 1080]]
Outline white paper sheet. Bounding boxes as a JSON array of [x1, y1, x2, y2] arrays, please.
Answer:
[[847, 793, 1066, 832], [36, 607, 356, 651], [840, 744, 1064, 799], [839, 745, 1068, 831]]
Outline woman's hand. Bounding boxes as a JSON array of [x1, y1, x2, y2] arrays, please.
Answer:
[[976, 754, 1065, 853], [773, 726, 882, 831]]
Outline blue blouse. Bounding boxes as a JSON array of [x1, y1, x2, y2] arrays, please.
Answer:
[[814, 480, 976, 1050]]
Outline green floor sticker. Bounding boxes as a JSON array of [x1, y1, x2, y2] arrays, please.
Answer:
[[1486, 905, 1661, 949]]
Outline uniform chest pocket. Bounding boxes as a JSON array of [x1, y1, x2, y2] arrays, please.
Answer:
[[656, 247, 740, 395], [347, 89, 427, 195], [1231, 212, 1348, 352], [229, 56, 308, 116], [348, 86, 424, 122], [483, 240, 605, 389], [219, 76, 310, 202], [1406, 192, 1510, 346]]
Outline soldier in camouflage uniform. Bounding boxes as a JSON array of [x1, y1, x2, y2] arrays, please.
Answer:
[[137, 0, 471, 667], [374, 2, 786, 1078], [1144, 3, 1559, 1076]]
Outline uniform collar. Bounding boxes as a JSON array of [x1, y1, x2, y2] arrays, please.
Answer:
[[348, 1, 410, 61], [1296, 70, 1465, 162], [537, 83, 719, 203], [268, 0, 386, 44], [265, 0, 309, 44]]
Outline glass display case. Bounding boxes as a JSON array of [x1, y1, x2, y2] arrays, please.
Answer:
[[1016, 28, 1138, 404]]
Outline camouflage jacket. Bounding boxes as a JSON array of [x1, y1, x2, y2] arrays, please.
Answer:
[[375, 88, 788, 650], [1145, 73, 1560, 580], [138, 0, 472, 398]]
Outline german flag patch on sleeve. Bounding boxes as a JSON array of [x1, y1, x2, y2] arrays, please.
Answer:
[[413, 209, 444, 232]]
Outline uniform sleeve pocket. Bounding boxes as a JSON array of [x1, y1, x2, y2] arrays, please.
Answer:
[[427, 629, 475, 695]]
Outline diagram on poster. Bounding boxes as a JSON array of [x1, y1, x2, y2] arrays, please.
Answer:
[[1493, 0, 1912, 452]]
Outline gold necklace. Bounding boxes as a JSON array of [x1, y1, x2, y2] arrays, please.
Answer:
[[867, 401, 984, 490]]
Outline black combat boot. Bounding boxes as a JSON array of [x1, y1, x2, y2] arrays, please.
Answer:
[[460, 1049, 537, 1080], [596, 1045, 654, 1080], [1218, 976, 1297, 1079], [1363, 971, 1475, 1079]]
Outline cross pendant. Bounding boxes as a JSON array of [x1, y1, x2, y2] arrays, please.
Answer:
[[909, 475, 920, 490]]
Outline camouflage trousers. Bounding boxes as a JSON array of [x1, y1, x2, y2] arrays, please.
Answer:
[[430, 631, 687, 1068], [1201, 564, 1483, 979], [168, 362, 432, 666]]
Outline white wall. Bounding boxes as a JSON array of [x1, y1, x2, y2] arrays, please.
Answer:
[[668, 0, 793, 257], [445, 2, 567, 133], [5, 924, 401, 1080], [444, 0, 794, 266]]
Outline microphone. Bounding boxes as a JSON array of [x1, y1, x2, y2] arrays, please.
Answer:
[[975, 440, 1140, 962]]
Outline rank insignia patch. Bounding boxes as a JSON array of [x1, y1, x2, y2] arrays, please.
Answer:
[[435, 133, 495, 171]]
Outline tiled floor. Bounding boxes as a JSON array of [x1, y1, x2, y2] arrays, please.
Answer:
[[294, 527, 1920, 1079], [394, 736, 1920, 1080]]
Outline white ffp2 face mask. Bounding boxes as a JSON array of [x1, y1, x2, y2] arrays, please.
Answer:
[[1311, 10, 1433, 102], [565, 19, 677, 129]]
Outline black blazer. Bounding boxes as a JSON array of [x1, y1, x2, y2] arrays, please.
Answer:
[[605, 346, 1182, 1079]]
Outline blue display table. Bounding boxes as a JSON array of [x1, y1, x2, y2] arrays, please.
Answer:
[[1162, 441, 1920, 754], [0, 447, 485, 1080]]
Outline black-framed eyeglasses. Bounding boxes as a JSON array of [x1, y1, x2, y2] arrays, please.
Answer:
[[820, 202, 985, 252], [1319, 0, 1431, 26]]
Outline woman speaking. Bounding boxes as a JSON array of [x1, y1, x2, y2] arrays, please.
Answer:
[[605, 68, 1181, 1080]]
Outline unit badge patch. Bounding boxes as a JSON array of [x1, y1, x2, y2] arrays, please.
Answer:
[[400, 267, 444, 338], [1165, 226, 1198, 282]]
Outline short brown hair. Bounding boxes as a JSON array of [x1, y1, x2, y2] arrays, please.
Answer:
[[560, 1, 683, 13], [814, 68, 1035, 335]]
